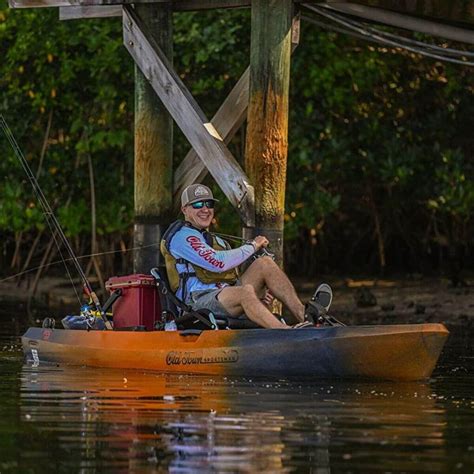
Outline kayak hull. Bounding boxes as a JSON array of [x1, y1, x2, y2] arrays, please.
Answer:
[[22, 323, 449, 380]]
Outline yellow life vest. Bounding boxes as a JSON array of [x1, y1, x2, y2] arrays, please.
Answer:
[[160, 220, 239, 292]]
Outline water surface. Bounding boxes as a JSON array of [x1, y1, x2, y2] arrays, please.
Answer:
[[0, 304, 472, 473]]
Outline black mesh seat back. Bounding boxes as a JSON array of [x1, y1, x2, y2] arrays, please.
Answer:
[[160, 291, 180, 318], [151, 268, 260, 330], [152, 268, 222, 329], [154, 267, 180, 318]]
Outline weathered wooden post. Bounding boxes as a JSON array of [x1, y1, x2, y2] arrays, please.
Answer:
[[245, 0, 293, 266], [133, 3, 173, 273]]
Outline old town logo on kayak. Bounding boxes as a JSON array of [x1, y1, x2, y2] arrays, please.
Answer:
[[186, 235, 225, 269], [166, 349, 239, 365]]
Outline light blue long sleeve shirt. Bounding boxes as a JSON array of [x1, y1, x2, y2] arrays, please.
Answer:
[[169, 226, 256, 302]]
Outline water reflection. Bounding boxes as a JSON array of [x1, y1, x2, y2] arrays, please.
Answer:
[[19, 365, 449, 472]]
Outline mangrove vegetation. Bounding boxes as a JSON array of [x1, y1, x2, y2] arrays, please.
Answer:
[[1, 3, 473, 287]]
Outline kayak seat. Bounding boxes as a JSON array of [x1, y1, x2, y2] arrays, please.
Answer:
[[225, 317, 261, 329], [150, 268, 260, 330], [175, 309, 228, 331], [178, 311, 260, 330], [151, 267, 225, 330]]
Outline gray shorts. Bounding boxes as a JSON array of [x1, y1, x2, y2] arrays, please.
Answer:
[[190, 288, 245, 319]]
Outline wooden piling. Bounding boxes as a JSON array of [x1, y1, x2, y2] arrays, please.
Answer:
[[133, 3, 173, 273], [245, 0, 293, 266]]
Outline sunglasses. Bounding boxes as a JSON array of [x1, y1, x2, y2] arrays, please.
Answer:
[[190, 200, 215, 209]]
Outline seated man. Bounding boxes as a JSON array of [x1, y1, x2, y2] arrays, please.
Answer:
[[161, 184, 331, 329]]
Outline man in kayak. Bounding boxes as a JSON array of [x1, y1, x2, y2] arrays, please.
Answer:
[[161, 184, 332, 329]]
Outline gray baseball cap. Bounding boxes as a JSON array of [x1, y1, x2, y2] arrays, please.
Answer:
[[181, 184, 219, 207]]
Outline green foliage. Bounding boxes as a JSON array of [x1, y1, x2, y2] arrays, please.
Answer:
[[285, 24, 474, 273], [1, 3, 473, 276], [0, 182, 41, 231], [0, 0, 134, 242], [429, 149, 474, 217]]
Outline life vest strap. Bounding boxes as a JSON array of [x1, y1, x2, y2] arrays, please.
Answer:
[[161, 219, 238, 293], [178, 271, 196, 278]]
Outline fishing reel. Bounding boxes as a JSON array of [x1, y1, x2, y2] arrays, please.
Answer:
[[80, 298, 111, 329], [42, 317, 56, 329], [80, 304, 101, 329], [255, 247, 275, 260], [247, 242, 275, 261]]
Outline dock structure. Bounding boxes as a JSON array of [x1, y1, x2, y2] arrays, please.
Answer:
[[9, 0, 474, 272], [133, 3, 173, 272]]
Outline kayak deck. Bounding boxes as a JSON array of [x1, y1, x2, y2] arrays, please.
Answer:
[[22, 323, 449, 381]]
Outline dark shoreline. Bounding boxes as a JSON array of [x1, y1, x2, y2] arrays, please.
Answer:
[[1, 274, 473, 330]]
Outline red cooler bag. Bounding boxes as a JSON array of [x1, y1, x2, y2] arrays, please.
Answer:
[[105, 274, 161, 330]]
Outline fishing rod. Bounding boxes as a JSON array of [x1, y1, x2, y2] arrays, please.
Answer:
[[211, 231, 275, 259], [0, 114, 112, 329], [211, 231, 246, 243]]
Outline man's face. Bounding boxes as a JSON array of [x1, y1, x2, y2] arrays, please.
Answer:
[[182, 200, 215, 229]]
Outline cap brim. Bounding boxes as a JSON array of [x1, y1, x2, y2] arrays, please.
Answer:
[[186, 197, 219, 205]]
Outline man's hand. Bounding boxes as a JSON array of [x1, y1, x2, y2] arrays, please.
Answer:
[[253, 235, 269, 250], [261, 289, 274, 307]]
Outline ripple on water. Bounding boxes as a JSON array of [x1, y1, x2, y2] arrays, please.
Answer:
[[0, 317, 473, 472]]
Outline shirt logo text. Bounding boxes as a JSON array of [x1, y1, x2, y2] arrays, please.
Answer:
[[186, 236, 224, 269]]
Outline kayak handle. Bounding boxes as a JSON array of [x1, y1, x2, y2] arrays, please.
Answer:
[[102, 288, 122, 314]]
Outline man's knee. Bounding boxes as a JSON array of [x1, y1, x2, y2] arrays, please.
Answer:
[[240, 284, 258, 300], [249, 256, 276, 272], [217, 285, 258, 317], [218, 285, 257, 306]]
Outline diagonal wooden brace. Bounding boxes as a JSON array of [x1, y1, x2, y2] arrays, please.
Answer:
[[123, 5, 255, 226], [12, 0, 251, 9], [173, 67, 250, 212], [173, 14, 300, 213]]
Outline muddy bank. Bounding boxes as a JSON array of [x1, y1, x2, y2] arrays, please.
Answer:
[[1, 274, 473, 329], [0, 276, 82, 312], [295, 276, 474, 328]]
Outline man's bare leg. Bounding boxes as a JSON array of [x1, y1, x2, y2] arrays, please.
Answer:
[[241, 257, 305, 322], [217, 285, 288, 329]]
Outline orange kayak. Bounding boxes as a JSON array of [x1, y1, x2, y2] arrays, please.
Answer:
[[22, 323, 449, 381]]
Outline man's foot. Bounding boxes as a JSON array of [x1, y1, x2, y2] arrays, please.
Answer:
[[312, 283, 333, 310], [304, 283, 333, 322], [305, 283, 341, 326]]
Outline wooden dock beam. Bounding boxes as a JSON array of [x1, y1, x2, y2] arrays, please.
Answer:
[[245, 0, 293, 265], [124, 5, 255, 227], [133, 3, 173, 273]]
